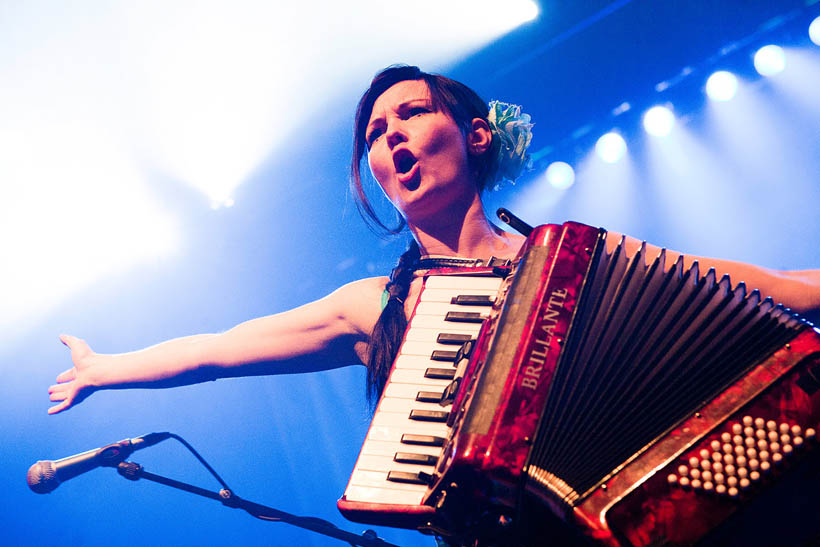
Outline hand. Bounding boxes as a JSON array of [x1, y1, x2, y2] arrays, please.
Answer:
[[48, 334, 99, 414]]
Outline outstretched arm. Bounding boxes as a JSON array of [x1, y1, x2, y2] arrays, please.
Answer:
[[610, 234, 820, 316], [48, 276, 388, 414]]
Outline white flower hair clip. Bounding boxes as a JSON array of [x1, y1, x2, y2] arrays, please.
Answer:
[[487, 100, 534, 188]]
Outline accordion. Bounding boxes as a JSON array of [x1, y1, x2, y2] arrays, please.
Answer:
[[338, 221, 820, 546]]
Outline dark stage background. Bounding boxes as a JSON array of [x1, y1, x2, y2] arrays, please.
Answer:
[[3, 1, 819, 546]]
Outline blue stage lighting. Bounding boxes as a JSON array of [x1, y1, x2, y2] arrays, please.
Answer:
[[643, 106, 675, 137], [754, 45, 786, 76], [595, 132, 627, 163], [545, 161, 575, 189], [810, 15, 820, 46], [706, 71, 738, 102]]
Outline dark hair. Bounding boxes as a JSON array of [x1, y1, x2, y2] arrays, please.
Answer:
[[353, 65, 497, 404], [365, 239, 420, 404]]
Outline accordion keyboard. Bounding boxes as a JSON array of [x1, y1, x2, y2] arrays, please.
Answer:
[[343, 274, 503, 507]]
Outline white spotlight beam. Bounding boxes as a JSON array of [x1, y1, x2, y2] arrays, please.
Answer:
[[0, 1, 537, 333], [754, 44, 786, 76], [545, 161, 576, 189], [643, 105, 676, 137], [811, 15, 820, 46], [706, 71, 739, 102], [595, 132, 627, 163]]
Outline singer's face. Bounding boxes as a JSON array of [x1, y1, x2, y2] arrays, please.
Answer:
[[364, 80, 477, 224]]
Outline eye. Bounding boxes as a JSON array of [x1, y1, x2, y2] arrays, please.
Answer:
[[407, 106, 430, 117], [366, 127, 384, 148]]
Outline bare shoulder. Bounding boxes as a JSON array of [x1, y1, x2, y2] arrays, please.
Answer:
[[326, 276, 389, 336]]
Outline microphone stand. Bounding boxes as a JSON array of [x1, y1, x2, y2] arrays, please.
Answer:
[[116, 461, 399, 547]]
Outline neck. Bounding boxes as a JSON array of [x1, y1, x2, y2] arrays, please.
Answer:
[[408, 194, 526, 261]]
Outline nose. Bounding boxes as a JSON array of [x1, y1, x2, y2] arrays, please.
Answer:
[[385, 120, 407, 149]]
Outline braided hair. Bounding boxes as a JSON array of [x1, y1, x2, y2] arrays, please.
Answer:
[[351, 65, 497, 403], [365, 239, 420, 405]]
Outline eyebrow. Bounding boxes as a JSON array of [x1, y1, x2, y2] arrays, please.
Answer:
[[366, 97, 433, 132]]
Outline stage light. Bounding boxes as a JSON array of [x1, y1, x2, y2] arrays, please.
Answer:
[[595, 132, 627, 163], [518, 0, 540, 23], [810, 15, 820, 46], [545, 161, 575, 189], [706, 71, 738, 102], [754, 45, 786, 76], [642, 106, 675, 137]]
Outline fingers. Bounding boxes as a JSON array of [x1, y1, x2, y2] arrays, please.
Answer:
[[48, 400, 70, 415], [55, 368, 76, 384], [48, 381, 69, 400], [60, 334, 89, 351], [47, 384, 71, 413], [52, 333, 92, 415]]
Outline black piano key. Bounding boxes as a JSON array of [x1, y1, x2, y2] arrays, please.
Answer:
[[437, 333, 473, 345], [394, 452, 438, 466], [401, 434, 445, 447], [409, 409, 450, 422], [387, 470, 433, 485], [431, 350, 459, 362], [425, 367, 456, 380], [445, 311, 485, 323], [450, 295, 494, 306], [416, 391, 444, 403]]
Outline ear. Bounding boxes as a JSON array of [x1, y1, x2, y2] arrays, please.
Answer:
[[466, 118, 492, 156]]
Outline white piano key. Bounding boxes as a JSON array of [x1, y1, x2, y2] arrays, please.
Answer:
[[366, 425, 436, 444], [383, 382, 443, 399], [408, 315, 485, 332], [355, 454, 437, 473], [403, 328, 476, 346], [360, 439, 443, 457], [378, 396, 452, 414], [415, 301, 493, 317], [424, 276, 503, 290], [344, 485, 425, 506], [394, 353, 452, 370], [348, 469, 429, 492], [404, 328, 448, 343], [370, 411, 450, 435], [419, 287, 499, 303], [388, 369, 453, 386], [400, 340, 457, 356]]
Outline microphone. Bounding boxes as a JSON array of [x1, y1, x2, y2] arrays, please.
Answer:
[[27, 432, 171, 493]]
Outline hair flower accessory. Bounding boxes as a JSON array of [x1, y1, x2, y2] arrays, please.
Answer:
[[487, 100, 534, 188]]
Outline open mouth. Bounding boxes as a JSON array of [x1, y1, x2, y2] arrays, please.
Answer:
[[393, 149, 418, 176]]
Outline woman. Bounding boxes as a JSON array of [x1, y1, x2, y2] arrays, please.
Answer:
[[47, 65, 820, 414]]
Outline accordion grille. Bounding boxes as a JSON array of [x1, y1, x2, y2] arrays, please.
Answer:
[[526, 237, 807, 502]]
